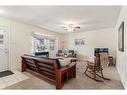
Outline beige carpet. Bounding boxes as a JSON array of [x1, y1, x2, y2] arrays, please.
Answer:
[[5, 61, 124, 89]]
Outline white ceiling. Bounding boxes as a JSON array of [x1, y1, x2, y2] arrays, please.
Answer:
[[0, 6, 121, 33]]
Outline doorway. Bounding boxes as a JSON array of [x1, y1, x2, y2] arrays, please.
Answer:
[[0, 26, 9, 72]]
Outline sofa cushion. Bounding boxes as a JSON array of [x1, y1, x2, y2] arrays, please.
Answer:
[[58, 58, 70, 67], [58, 53, 64, 56]]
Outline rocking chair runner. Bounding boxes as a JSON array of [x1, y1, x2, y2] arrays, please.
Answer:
[[84, 53, 110, 82]]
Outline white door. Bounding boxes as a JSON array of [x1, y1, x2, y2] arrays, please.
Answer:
[[0, 26, 9, 72]]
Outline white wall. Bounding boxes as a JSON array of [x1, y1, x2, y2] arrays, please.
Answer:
[[64, 28, 117, 61], [116, 6, 127, 89], [0, 16, 63, 70]]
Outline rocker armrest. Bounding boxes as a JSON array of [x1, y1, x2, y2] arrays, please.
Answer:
[[87, 61, 95, 67], [87, 60, 94, 64]]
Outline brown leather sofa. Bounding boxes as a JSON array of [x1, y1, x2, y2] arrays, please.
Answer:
[[21, 55, 76, 89]]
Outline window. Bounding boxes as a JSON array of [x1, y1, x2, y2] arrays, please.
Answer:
[[35, 38, 45, 52], [0, 34, 4, 45], [31, 33, 56, 52], [49, 40, 55, 50]]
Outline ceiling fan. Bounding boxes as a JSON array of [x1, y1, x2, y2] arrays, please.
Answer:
[[63, 24, 80, 32]]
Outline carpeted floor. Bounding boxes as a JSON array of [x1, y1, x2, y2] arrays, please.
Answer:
[[5, 61, 124, 89]]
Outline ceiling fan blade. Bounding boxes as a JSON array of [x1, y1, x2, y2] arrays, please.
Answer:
[[74, 27, 80, 28]]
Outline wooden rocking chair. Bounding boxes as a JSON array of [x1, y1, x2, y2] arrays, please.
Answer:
[[84, 53, 110, 82]]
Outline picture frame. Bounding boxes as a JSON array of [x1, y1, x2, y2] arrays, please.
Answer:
[[80, 39, 85, 45], [74, 38, 85, 45], [118, 21, 124, 52], [74, 39, 80, 45]]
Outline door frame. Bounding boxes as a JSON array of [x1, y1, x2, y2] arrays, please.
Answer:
[[0, 25, 10, 70]]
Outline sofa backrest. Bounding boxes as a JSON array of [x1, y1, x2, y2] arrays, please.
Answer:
[[21, 55, 61, 69]]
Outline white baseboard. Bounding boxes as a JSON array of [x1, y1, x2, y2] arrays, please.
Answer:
[[116, 65, 126, 89]]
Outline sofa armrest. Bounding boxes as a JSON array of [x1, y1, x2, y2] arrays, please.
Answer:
[[60, 65, 69, 72], [59, 63, 76, 72], [73, 53, 77, 57], [56, 66, 69, 89]]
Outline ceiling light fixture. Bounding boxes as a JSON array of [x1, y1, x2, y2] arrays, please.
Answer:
[[64, 24, 80, 32], [67, 24, 74, 32]]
